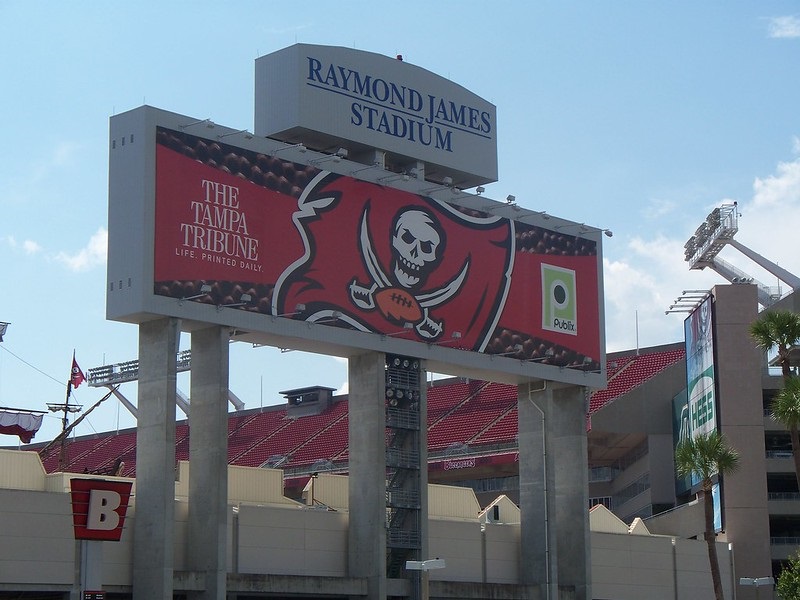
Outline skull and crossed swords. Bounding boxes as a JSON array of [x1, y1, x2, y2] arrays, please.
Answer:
[[349, 206, 469, 339]]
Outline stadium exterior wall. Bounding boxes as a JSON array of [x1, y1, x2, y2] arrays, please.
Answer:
[[0, 450, 733, 599]]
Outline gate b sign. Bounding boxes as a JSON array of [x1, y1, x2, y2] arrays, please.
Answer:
[[70, 479, 133, 541]]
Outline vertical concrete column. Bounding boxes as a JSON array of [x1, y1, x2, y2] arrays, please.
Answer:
[[518, 382, 557, 599], [133, 317, 179, 600], [188, 326, 230, 600], [418, 367, 429, 562], [549, 384, 591, 600], [348, 352, 387, 600]]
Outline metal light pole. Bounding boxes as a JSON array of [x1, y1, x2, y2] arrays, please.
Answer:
[[406, 558, 446, 600], [739, 576, 775, 600]]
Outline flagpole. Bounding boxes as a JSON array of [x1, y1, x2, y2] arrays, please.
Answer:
[[47, 351, 84, 471], [59, 375, 72, 471]]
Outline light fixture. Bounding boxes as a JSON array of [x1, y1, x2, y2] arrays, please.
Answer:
[[603, 229, 613, 237], [0, 321, 8, 342], [565, 356, 594, 369], [475, 186, 485, 195], [179, 118, 214, 129], [216, 293, 253, 311], [739, 576, 774, 599], [271, 304, 306, 321], [179, 284, 213, 305], [271, 142, 306, 156], [429, 331, 462, 346], [381, 322, 414, 339], [350, 162, 381, 176], [494, 344, 523, 357], [217, 129, 253, 140], [506, 194, 516, 204], [312, 148, 348, 165], [314, 311, 342, 324], [529, 348, 556, 362], [406, 558, 446, 571], [379, 173, 410, 183]]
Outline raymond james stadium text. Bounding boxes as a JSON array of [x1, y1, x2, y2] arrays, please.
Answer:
[[306, 56, 493, 152]]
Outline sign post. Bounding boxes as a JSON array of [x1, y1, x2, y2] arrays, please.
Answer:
[[406, 558, 446, 600]]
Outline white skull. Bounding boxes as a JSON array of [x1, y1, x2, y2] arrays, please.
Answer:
[[391, 209, 443, 289]]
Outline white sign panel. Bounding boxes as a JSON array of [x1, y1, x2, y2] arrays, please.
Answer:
[[255, 44, 498, 188]]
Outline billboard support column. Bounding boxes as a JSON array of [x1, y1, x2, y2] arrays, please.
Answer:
[[348, 352, 387, 600], [550, 384, 591, 600], [518, 382, 557, 599], [188, 325, 230, 600], [133, 317, 180, 600]]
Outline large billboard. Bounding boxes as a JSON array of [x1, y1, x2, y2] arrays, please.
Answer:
[[684, 296, 716, 441], [108, 106, 606, 387], [255, 44, 498, 189], [674, 295, 722, 523]]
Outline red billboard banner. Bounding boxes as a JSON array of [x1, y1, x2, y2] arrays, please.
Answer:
[[154, 128, 601, 367], [69, 478, 133, 541]]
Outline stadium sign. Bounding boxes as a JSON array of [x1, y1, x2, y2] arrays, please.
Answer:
[[108, 42, 607, 387], [69, 478, 133, 541], [255, 44, 498, 189]]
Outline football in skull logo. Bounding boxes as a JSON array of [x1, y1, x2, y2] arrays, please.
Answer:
[[375, 287, 424, 323]]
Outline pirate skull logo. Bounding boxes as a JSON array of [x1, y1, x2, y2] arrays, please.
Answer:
[[349, 205, 468, 340], [391, 209, 445, 289]]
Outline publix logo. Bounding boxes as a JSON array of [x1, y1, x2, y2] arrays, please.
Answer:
[[541, 264, 577, 336]]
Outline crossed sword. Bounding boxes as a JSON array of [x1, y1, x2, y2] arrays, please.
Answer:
[[348, 208, 469, 340]]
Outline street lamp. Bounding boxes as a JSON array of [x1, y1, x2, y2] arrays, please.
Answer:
[[406, 558, 446, 600], [739, 577, 775, 599]]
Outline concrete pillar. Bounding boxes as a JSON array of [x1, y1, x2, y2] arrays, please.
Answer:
[[188, 326, 230, 600], [133, 317, 179, 600], [348, 352, 387, 600], [550, 384, 591, 600], [518, 382, 556, 599], [519, 382, 591, 600], [417, 369, 429, 562]]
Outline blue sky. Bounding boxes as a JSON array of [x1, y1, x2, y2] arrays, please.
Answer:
[[2, 2, 800, 443]]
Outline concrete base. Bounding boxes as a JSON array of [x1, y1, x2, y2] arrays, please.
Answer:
[[188, 326, 230, 600], [133, 317, 180, 600], [518, 383, 591, 600], [348, 352, 387, 600]]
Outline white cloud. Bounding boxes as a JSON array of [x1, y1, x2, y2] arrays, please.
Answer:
[[642, 198, 677, 220], [52, 141, 83, 167], [3, 235, 42, 255], [55, 227, 108, 272], [766, 15, 800, 39], [603, 233, 724, 353], [22, 240, 42, 255], [601, 154, 800, 356]]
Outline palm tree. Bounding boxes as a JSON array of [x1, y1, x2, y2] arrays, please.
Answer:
[[750, 309, 800, 487], [675, 431, 740, 600], [772, 376, 800, 489], [749, 309, 800, 379]]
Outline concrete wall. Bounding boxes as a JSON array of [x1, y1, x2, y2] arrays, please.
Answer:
[[592, 531, 734, 600], [236, 504, 348, 576], [712, 284, 773, 598], [0, 452, 738, 599]]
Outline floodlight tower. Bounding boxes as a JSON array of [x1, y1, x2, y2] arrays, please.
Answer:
[[684, 202, 800, 307]]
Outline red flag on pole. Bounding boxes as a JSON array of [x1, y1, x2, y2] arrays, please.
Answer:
[[70, 352, 85, 389]]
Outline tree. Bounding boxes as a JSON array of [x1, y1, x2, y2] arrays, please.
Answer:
[[750, 310, 800, 379], [751, 309, 800, 488], [777, 549, 800, 600], [675, 431, 740, 600], [772, 377, 800, 490]]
